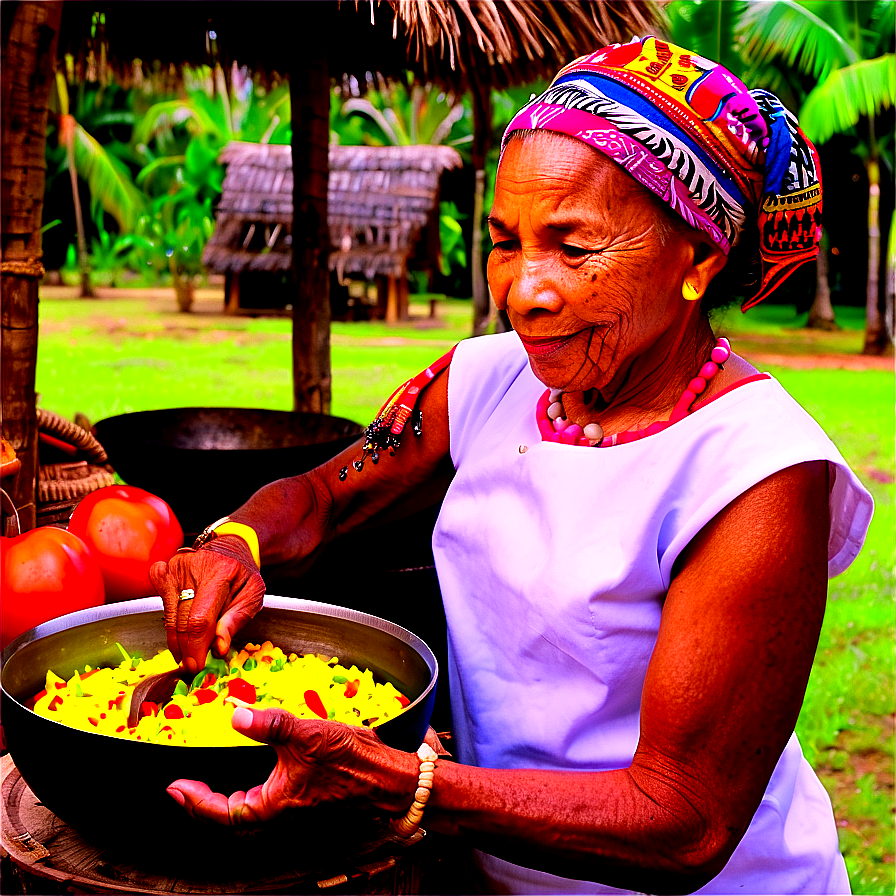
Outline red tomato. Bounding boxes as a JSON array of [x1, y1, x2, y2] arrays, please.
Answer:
[[1, 527, 105, 649], [67, 485, 184, 602]]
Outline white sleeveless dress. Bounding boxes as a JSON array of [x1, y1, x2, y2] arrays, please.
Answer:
[[432, 332, 872, 895]]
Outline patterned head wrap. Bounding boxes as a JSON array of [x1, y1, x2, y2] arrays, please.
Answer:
[[501, 36, 823, 310]]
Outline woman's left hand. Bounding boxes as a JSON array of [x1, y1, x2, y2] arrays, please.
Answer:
[[166, 706, 418, 825]]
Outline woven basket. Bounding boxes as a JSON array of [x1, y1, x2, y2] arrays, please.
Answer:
[[36, 411, 116, 525]]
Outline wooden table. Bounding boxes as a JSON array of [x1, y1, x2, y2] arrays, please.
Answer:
[[1, 754, 432, 894]]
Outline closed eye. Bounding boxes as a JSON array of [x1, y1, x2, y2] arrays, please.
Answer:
[[561, 244, 599, 259], [491, 239, 518, 252]]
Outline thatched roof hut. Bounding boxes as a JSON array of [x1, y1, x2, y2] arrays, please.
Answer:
[[203, 142, 462, 318]]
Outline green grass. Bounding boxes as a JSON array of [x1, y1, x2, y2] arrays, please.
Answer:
[[35, 289, 895, 893]]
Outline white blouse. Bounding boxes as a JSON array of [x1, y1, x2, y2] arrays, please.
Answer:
[[432, 332, 872, 895]]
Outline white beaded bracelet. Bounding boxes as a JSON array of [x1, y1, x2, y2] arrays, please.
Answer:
[[391, 742, 439, 844]]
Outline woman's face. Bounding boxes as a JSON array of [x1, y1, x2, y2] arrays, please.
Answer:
[[487, 132, 712, 395]]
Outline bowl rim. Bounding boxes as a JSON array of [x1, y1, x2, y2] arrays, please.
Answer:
[[1, 595, 438, 716]]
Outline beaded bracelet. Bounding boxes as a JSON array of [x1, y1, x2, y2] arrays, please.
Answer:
[[390, 742, 438, 845]]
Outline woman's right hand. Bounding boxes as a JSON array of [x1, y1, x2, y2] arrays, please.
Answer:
[[149, 543, 265, 673]]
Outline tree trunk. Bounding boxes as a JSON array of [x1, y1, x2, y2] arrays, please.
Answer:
[[61, 114, 94, 298], [289, 31, 331, 413], [863, 156, 892, 354], [470, 79, 492, 338], [806, 236, 839, 330], [1, 1, 63, 535]]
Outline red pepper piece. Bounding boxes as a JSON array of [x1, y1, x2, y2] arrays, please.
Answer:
[[201, 673, 217, 688], [304, 689, 327, 719], [88, 717, 100, 727], [108, 692, 127, 710], [344, 679, 360, 699], [140, 701, 158, 718], [193, 688, 217, 705], [163, 704, 184, 719], [48, 695, 63, 711], [226, 678, 257, 704], [395, 693, 411, 708], [80, 668, 101, 681]]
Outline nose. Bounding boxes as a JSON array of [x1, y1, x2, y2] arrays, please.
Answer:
[[501, 256, 565, 317]]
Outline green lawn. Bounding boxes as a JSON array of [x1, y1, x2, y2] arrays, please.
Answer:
[[35, 288, 895, 893]]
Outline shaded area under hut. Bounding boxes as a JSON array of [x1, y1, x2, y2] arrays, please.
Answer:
[[203, 142, 462, 322]]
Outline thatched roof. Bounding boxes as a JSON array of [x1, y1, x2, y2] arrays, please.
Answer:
[[56, 2, 668, 92], [203, 142, 463, 280]]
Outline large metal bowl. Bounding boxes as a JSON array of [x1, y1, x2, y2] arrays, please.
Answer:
[[1, 596, 437, 856], [92, 408, 364, 534]]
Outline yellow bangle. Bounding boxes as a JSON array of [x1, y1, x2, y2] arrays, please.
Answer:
[[391, 743, 438, 845], [193, 517, 261, 568]]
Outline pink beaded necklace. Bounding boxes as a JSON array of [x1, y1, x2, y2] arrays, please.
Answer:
[[536, 337, 731, 448]]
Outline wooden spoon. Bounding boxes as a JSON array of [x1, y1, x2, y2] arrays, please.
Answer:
[[126, 667, 193, 728]]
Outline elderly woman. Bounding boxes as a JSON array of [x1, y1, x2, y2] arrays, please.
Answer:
[[151, 38, 872, 895]]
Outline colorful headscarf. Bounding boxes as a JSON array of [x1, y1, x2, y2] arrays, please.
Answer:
[[501, 36, 823, 310]]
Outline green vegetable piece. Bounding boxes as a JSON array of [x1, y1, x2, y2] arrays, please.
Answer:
[[174, 680, 189, 697], [71, 671, 83, 697], [115, 642, 131, 663], [331, 674, 348, 684], [242, 657, 257, 671], [208, 657, 228, 677], [271, 658, 285, 673]]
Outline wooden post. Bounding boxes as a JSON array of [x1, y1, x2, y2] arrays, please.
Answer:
[[1, 1, 63, 534], [470, 77, 493, 337], [288, 18, 332, 413], [385, 276, 399, 324]]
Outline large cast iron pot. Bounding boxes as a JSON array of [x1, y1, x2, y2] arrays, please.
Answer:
[[1, 597, 437, 858], [92, 408, 364, 534]]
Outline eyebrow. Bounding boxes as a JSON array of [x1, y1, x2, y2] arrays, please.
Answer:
[[487, 215, 580, 234]]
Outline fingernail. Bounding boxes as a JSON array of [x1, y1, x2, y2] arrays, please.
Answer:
[[167, 787, 186, 807], [232, 706, 253, 729], [184, 657, 197, 674]]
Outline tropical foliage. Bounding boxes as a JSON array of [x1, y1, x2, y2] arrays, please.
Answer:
[[669, 0, 895, 352], [48, 64, 291, 307]]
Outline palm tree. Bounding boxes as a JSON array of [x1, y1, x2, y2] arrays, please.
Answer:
[[739, 0, 896, 354], [50, 73, 145, 297]]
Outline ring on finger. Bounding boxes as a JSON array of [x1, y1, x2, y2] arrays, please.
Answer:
[[179, 589, 195, 602]]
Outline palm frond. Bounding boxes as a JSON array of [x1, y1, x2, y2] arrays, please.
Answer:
[[738, 0, 858, 82], [666, 1, 748, 74], [72, 124, 145, 230], [132, 100, 205, 147], [341, 98, 402, 145], [799, 55, 896, 144]]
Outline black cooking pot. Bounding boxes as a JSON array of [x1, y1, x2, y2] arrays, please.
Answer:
[[1, 597, 437, 857], [92, 408, 364, 534]]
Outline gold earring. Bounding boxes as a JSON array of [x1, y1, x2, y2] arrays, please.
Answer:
[[682, 281, 700, 301]]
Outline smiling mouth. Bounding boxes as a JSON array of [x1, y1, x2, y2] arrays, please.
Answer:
[[517, 331, 583, 358]]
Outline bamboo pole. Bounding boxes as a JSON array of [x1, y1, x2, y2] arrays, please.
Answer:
[[1, 1, 63, 534]]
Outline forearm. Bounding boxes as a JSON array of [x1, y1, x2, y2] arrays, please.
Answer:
[[222, 370, 453, 570], [416, 761, 722, 894]]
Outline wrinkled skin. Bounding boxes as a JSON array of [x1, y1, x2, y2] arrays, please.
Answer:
[[167, 707, 438, 825], [150, 539, 264, 673]]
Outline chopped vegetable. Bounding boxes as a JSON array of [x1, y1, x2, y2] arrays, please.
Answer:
[[31, 641, 410, 746]]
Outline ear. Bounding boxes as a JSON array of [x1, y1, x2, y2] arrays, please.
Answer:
[[681, 237, 728, 302]]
